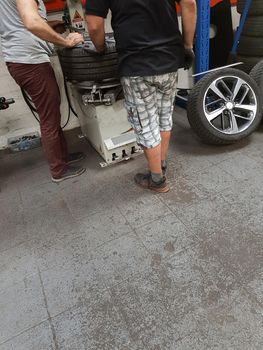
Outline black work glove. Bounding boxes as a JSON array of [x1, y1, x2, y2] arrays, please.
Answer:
[[184, 48, 195, 70]]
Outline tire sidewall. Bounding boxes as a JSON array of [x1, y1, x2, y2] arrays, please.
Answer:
[[57, 40, 118, 82], [237, 0, 263, 15]]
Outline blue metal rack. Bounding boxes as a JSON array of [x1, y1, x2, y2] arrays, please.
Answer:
[[231, 0, 252, 56], [195, 0, 252, 75], [195, 0, 210, 74]]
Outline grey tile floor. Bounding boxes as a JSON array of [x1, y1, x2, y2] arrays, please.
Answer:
[[0, 108, 263, 350]]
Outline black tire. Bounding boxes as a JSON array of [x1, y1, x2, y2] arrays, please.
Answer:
[[187, 68, 262, 144], [58, 41, 118, 82], [242, 16, 263, 37], [236, 55, 262, 73], [237, 0, 263, 15], [238, 35, 263, 57], [250, 60, 263, 111], [209, 0, 233, 69]]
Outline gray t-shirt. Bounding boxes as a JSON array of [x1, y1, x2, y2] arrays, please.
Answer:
[[0, 0, 54, 64]]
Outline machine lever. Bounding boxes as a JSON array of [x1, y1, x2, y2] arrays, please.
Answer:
[[0, 97, 15, 110]]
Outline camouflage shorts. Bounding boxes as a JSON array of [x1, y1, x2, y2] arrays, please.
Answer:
[[121, 72, 178, 148]]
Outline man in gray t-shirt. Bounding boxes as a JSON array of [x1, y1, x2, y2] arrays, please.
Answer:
[[0, 0, 53, 63], [0, 0, 86, 182]]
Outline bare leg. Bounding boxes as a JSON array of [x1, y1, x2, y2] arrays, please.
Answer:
[[160, 130, 171, 162], [135, 143, 169, 192], [143, 143, 162, 174], [141, 131, 171, 177]]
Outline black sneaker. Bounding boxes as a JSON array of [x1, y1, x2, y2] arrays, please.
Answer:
[[66, 152, 85, 165], [52, 165, 86, 183], [134, 173, 170, 193]]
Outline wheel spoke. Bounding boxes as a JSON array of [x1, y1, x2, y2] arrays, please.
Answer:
[[206, 98, 222, 107], [221, 114, 225, 131], [220, 79, 232, 97], [234, 104, 257, 115], [209, 82, 227, 101], [230, 111, 239, 133], [232, 78, 243, 101], [234, 112, 253, 121], [239, 86, 250, 105], [205, 105, 226, 122]]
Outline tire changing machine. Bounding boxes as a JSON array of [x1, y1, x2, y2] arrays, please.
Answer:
[[69, 80, 142, 167], [65, 0, 142, 167]]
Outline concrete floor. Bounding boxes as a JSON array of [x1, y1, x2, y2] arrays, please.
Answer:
[[0, 108, 263, 350]]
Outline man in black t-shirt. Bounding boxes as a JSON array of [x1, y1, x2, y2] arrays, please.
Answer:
[[86, 0, 196, 193]]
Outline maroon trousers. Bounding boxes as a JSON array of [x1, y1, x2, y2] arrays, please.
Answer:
[[7, 62, 68, 178]]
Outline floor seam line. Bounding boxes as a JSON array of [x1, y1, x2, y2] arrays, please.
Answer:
[[38, 267, 59, 350], [0, 319, 49, 347]]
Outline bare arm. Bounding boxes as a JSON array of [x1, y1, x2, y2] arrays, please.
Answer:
[[85, 15, 105, 52], [16, 0, 83, 47], [179, 0, 197, 49]]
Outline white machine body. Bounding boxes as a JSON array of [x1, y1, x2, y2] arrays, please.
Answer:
[[66, 0, 87, 31], [69, 81, 142, 167]]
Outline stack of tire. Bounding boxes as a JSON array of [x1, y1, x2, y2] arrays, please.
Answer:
[[237, 0, 263, 73], [57, 34, 118, 82], [250, 59, 263, 113]]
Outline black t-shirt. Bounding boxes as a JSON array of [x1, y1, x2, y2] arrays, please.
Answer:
[[85, 0, 184, 77]]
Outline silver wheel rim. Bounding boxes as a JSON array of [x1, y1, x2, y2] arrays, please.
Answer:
[[203, 75, 257, 135]]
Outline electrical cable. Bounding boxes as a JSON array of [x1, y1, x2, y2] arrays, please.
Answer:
[[21, 90, 37, 111], [62, 103, 71, 129], [63, 76, 78, 118], [21, 82, 74, 129], [21, 88, 40, 123]]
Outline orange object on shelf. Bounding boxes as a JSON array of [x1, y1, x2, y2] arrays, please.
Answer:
[[211, 0, 223, 6], [176, 0, 237, 12], [211, 0, 237, 6], [44, 0, 65, 12], [44, 0, 86, 12], [44, 0, 237, 13]]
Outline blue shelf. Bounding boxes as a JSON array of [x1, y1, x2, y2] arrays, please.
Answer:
[[195, 0, 210, 75], [195, 0, 252, 75]]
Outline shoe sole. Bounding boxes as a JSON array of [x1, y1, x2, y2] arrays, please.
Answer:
[[52, 168, 86, 183], [134, 179, 170, 193], [149, 185, 170, 193]]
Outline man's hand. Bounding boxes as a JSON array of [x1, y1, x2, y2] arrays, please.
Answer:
[[184, 48, 195, 70], [64, 33, 84, 48]]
